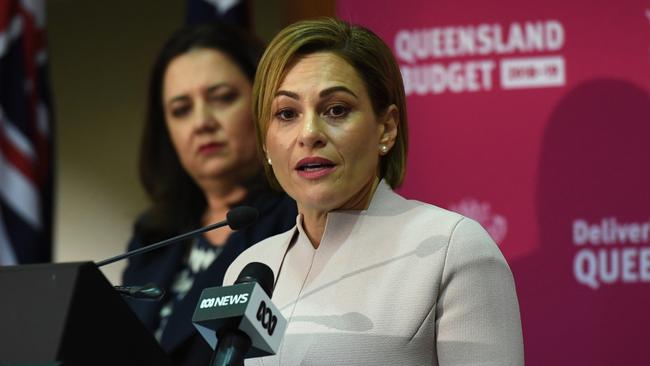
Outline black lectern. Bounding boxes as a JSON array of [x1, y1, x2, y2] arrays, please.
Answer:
[[0, 262, 171, 366]]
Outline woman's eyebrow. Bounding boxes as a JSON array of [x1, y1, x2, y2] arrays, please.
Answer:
[[274, 86, 358, 100], [167, 94, 190, 105], [275, 90, 300, 100], [167, 83, 231, 105], [206, 82, 230, 94], [319, 86, 357, 99]]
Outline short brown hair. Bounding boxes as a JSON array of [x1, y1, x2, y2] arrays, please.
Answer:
[[253, 17, 408, 190]]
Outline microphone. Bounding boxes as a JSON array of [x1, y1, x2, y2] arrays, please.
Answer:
[[193, 262, 287, 366], [96, 206, 259, 267]]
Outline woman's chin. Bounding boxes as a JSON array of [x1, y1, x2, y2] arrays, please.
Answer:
[[194, 160, 250, 181], [294, 189, 346, 214]]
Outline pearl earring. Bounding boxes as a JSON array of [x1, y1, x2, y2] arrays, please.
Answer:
[[380, 145, 388, 154], [267, 157, 272, 165]]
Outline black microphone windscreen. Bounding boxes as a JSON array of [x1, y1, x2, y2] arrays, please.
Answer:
[[235, 262, 275, 297], [226, 206, 259, 230]]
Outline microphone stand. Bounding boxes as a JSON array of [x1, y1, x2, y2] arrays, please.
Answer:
[[210, 330, 252, 366], [96, 220, 229, 267]]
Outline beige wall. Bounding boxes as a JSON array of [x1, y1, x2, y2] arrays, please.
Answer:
[[48, 0, 331, 285], [48, 1, 183, 283]]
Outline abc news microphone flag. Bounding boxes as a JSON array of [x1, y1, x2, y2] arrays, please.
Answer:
[[0, 0, 54, 265], [337, 0, 650, 365], [193, 280, 287, 358]]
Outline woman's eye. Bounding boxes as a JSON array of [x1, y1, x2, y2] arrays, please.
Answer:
[[325, 104, 349, 118], [275, 108, 297, 121], [171, 106, 191, 118], [211, 91, 238, 103]]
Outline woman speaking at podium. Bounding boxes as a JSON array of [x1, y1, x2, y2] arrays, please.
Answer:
[[122, 23, 296, 366], [225, 18, 523, 365]]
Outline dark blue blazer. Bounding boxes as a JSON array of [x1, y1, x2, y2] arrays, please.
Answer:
[[122, 191, 296, 366]]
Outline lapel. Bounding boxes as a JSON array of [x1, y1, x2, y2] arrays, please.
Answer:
[[266, 228, 299, 291]]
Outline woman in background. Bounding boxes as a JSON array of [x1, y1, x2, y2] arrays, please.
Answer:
[[122, 23, 296, 366], [225, 18, 523, 365]]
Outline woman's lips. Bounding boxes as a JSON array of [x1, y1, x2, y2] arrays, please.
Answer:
[[295, 157, 336, 180], [198, 142, 225, 155]]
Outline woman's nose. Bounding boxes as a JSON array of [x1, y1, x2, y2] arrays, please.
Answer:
[[297, 113, 326, 148], [194, 102, 218, 132]]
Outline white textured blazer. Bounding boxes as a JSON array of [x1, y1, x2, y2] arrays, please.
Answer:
[[224, 181, 524, 365]]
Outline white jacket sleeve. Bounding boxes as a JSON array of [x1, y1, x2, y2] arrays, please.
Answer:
[[435, 218, 524, 366]]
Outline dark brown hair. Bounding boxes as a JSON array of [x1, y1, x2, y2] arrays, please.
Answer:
[[138, 23, 264, 241]]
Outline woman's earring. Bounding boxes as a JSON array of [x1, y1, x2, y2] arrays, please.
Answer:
[[267, 157, 272, 165], [379, 145, 388, 155]]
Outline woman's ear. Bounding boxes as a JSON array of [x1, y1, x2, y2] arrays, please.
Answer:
[[378, 104, 399, 154]]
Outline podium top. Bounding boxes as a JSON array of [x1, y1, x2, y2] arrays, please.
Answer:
[[0, 261, 171, 365]]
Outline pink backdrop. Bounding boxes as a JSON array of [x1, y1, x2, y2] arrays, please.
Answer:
[[337, 0, 650, 364]]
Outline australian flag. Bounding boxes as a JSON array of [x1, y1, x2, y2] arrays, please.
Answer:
[[0, 0, 54, 265], [186, 0, 251, 28]]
